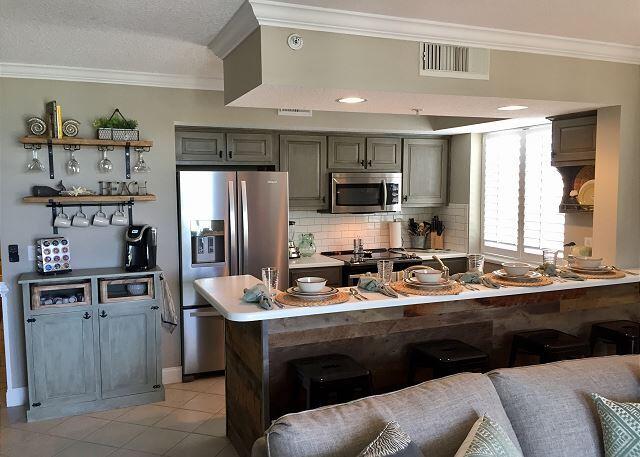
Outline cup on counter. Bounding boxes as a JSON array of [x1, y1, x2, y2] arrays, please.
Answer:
[[53, 210, 71, 228], [467, 254, 485, 274], [111, 208, 128, 226], [261, 267, 279, 296], [72, 208, 90, 227], [377, 260, 394, 285]]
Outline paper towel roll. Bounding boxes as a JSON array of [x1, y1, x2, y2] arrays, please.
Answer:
[[389, 221, 402, 249]]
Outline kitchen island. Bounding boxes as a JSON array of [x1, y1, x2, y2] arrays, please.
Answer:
[[195, 272, 640, 457]]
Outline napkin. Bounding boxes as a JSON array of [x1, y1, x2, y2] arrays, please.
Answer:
[[536, 263, 585, 281], [451, 272, 482, 284], [243, 284, 275, 310], [358, 275, 398, 297]]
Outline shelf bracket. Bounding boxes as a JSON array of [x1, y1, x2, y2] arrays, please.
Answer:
[[125, 143, 131, 179], [47, 140, 54, 180], [127, 199, 134, 225], [50, 201, 59, 235]]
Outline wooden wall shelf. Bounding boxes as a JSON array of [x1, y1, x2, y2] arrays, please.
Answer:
[[23, 194, 157, 204], [20, 136, 153, 148]]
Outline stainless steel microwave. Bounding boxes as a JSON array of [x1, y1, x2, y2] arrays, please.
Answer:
[[330, 172, 402, 214]]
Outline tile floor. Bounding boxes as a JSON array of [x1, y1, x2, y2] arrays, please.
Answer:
[[0, 376, 238, 457]]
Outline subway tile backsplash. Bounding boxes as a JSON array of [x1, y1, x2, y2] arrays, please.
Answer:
[[290, 203, 469, 253]]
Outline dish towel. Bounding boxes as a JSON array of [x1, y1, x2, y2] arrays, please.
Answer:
[[243, 284, 274, 310], [161, 275, 179, 333]]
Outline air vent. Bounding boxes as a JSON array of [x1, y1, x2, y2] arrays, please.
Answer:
[[420, 42, 489, 80], [278, 108, 312, 117]]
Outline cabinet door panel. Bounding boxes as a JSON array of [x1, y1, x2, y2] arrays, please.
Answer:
[[327, 136, 366, 170], [226, 133, 274, 163], [176, 132, 225, 163], [402, 139, 448, 206], [366, 137, 402, 170], [551, 116, 596, 164], [30, 311, 97, 407], [99, 303, 158, 398], [280, 135, 328, 210]]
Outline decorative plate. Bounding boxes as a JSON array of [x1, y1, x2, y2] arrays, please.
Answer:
[[493, 269, 542, 280], [404, 277, 455, 289], [577, 179, 595, 206], [568, 265, 612, 273]]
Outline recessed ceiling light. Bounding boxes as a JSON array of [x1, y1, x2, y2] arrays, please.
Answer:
[[497, 105, 528, 111], [337, 97, 367, 104]]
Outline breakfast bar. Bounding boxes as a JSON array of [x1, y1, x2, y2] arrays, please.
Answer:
[[195, 272, 640, 457]]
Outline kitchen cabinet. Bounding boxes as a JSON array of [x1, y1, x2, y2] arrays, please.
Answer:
[[402, 138, 449, 206], [327, 136, 366, 170], [548, 112, 597, 166], [28, 310, 98, 409], [226, 133, 274, 163], [176, 130, 277, 165], [290, 266, 343, 287], [176, 131, 226, 163], [98, 302, 159, 399], [19, 268, 164, 421], [365, 137, 402, 171], [280, 135, 328, 210]]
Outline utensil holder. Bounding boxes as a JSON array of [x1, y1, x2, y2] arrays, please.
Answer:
[[429, 233, 444, 249], [408, 235, 427, 249]]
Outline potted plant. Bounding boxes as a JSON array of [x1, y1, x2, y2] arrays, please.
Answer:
[[93, 109, 139, 141]]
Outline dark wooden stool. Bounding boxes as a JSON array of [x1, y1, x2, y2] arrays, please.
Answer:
[[509, 329, 590, 366], [590, 320, 640, 355], [289, 354, 372, 409], [408, 339, 489, 383]]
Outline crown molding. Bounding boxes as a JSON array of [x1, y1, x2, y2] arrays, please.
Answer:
[[209, 1, 259, 58], [0, 62, 224, 91], [246, 0, 640, 64]]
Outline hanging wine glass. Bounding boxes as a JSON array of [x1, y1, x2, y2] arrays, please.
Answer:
[[26, 148, 45, 172], [132, 149, 150, 173], [97, 150, 113, 173], [66, 151, 80, 175]]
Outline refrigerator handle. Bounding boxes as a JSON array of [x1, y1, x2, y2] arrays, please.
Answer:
[[228, 180, 238, 275], [240, 180, 249, 275]]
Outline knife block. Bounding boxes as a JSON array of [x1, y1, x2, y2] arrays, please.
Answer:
[[429, 232, 444, 250]]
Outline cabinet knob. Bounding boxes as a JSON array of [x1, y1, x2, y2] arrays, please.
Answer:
[[83, 312, 91, 319], [219, 150, 223, 158], [99, 310, 107, 318], [368, 160, 372, 167], [360, 160, 366, 167], [229, 151, 233, 159], [402, 195, 408, 202], [322, 196, 326, 203]]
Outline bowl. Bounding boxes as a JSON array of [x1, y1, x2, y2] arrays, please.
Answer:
[[412, 268, 442, 284], [127, 283, 148, 296], [296, 277, 327, 293], [501, 262, 531, 276], [572, 256, 603, 269]]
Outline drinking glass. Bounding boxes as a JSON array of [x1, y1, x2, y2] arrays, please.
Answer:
[[132, 150, 150, 173], [542, 249, 559, 267], [26, 149, 45, 172], [377, 260, 394, 285], [97, 150, 113, 173], [467, 254, 485, 273], [261, 267, 279, 296], [66, 152, 80, 175]]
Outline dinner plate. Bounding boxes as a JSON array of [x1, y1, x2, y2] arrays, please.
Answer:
[[404, 277, 454, 288], [286, 286, 339, 298], [493, 269, 542, 280], [568, 265, 611, 274], [577, 179, 595, 206]]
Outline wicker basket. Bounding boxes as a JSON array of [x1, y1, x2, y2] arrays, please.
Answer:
[[112, 129, 139, 141], [97, 128, 112, 140]]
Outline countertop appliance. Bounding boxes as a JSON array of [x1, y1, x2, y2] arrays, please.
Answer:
[[322, 247, 422, 286], [288, 221, 300, 259], [330, 172, 401, 214], [178, 170, 289, 379], [124, 225, 157, 272]]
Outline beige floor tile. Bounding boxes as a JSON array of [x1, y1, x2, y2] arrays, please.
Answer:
[[116, 405, 174, 426], [182, 393, 225, 414], [4, 414, 65, 434], [165, 377, 217, 393], [0, 406, 26, 428], [3, 431, 74, 457], [154, 409, 211, 433], [193, 416, 226, 437], [53, 441, 116, 457], [48, 415, 110, 440], [205, 377, 225, 396], [108, 449, 159, 457], [217, 444, 240, 457], [164, 433, 228, 457], [83, 421, 148, 447], [122, 427, 187, 455], [153, 389, 198, 408], [85, 407, 134, 421], [0, 426, 35, 452]]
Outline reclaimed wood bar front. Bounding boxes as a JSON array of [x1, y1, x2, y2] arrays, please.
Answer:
[[195, 274, 640, 457]]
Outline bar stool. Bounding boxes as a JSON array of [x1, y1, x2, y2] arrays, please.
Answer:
[[407, 339, 489, 384], [590, 320, 640, 355], [509, 329, 590, 367], [289, 354, 372, 409]]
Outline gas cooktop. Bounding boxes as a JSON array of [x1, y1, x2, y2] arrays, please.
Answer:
[[321, 248, 422, 265]]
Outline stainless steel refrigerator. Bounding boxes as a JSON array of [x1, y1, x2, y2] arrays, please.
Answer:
[[178, 170, 289, 378]]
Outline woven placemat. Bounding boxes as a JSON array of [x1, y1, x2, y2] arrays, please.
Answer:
[[568, 269, 626, 280], [275, 291, 351, 307], [391, 281, 463, 296], [484, 273, 553, 287]]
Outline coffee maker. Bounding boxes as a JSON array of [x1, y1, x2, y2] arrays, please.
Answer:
[[125, 225, 157, 271]]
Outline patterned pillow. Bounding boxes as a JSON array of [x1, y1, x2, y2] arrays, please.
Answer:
[[454, 415, 523, 457], [591, 393, 640, 457], [357, 421, 425, 457]]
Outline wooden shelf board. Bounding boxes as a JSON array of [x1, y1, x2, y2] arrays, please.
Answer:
[[23, 194, 157, 204], [20, 136, 153, 148]]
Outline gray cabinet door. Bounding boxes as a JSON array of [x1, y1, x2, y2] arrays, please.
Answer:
[[327, 136, 366, 170], [226, 133, 274, 163], [366, 137, 402, 171], [176, 131, 225, 163], [98, 303, 159, 399], [551, 115, 596, 165], [280, 135, 328, 210], [29, 311, 98, 408], [402, 138, 449, 206]]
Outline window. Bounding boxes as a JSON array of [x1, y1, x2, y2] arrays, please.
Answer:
[[482, 125, 565, 261]]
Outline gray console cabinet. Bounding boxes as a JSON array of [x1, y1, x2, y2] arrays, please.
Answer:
[[402, 138, 449, 207], [19, 267, 164, 421], [280, 134, 328, 210]]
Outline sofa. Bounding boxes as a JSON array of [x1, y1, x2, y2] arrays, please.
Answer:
[[252, 355, 640, 457]]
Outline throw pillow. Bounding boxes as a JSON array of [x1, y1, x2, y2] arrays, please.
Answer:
[[357, 421, 425, 457], [591, 393, 640, 457], [454, 415, 523, 457]]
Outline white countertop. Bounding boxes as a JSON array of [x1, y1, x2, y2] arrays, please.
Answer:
[[409, 250, 468, 260], [194, 270, 640, 322], [289, 254, 345, 269]]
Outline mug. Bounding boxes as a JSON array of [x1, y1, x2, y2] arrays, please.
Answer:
[[53, 211, 71, 228], [111, 209, 128, 226], [92, 210, 109, 227], [72, 209, 90, 227]]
